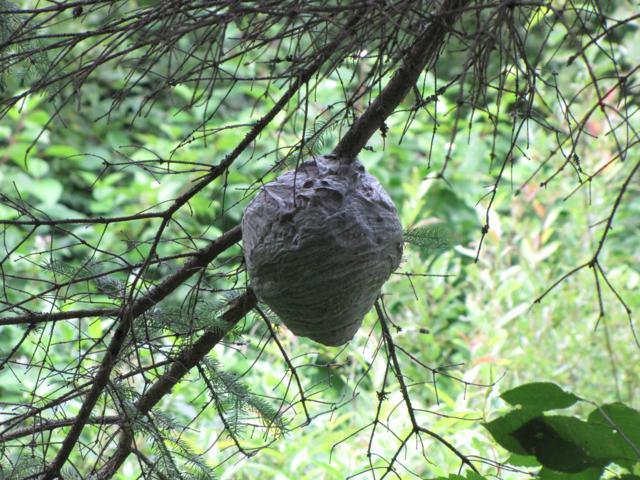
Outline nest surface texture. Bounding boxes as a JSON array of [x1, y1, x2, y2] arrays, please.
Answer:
[[242, 154, 403, 346]]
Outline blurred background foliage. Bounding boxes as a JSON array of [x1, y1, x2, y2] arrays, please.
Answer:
[[0, 1, 639, 479]]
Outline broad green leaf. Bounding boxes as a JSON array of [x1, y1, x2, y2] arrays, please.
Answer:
[[31, 178, 63, 205], [7, 142, 31, 167], [46, 145, 81, 158], [507, 453, 541, 467], [23, 157, 49, 177], [538, 466, 604, 480], [87, 319, 103, 338], [501, 382, 580, 412], [483, 409, 540, 455], [428, 473, 488, 480], [307, 364, 348, 400], [547, 415, 639, 467], [587, 403, 640, 468], [25, 109, 49, 127], [106, 131, 130, 148], [486, 409, 637, 474], [510, 417, 596, 473], [36, 203, 85, 220], [0, 125, 11, 139]]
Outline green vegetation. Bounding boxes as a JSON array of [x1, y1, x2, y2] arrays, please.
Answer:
[[0, 1, 639, 479]]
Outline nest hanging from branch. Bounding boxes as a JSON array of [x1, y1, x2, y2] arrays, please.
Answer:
[[242, 154, 403, 346]]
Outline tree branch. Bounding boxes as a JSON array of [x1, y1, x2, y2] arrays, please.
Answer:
[[375, 300, 479, 477], [40, 7, 366, 475], [87, 3, 472, 476], [42, 225, 241, 479], [94, 289, 257, 478], [333, 0, 468, 160], [0, 416, 119, 443]]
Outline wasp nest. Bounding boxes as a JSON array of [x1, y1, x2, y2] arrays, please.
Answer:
[[242, 154, 403, 346]]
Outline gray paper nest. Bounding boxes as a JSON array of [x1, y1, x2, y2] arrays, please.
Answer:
[[242, 154, 403, 346]]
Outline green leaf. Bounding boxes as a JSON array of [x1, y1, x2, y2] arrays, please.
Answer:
[[23, 157, 49, 177], [46, 144, 81, 158], [31, 178, 63, 205], [26, 109, 49, 127], [485, 408, 638, 474], [428, 473, 488, 480], [510, 417, 596, 473], [483, 409, 540, 455], [587, 403, 640, 468], [538, 466, 604, 480], [306, 355, 349, 400], [507, 453, 541, 467], [7, 142, 31, 167], [501, 382, 580, 412], [106, 131, 130, 148], [548, 415, 639, 468], [35, 203, 85, 220], [0, 125, 10, 139]]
